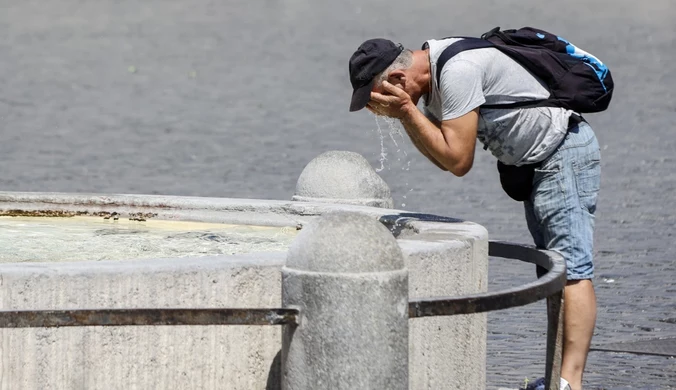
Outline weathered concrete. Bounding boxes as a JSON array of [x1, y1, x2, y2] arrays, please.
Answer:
[[0, 253, 285, 390], [292, 151, 394, 208], [291, 148, 488, 388], [282, 212, 408, 389], [399, 223, 488, 390], [0, 192, 488, 389]]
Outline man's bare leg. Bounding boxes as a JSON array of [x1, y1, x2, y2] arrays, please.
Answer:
[[561, 280, 597, 390]]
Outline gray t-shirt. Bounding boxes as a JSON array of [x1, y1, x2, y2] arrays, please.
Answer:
[[422, 38, 574, 165]]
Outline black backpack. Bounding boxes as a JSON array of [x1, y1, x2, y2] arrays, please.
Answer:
[[435, 27, 614, 113]]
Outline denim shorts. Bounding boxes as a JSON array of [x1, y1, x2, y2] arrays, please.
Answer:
[[524, 121, 601, 280]]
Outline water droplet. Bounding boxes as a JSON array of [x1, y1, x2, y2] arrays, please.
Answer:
[[401, 203, 406, 207], [373, 115, 388, 172]]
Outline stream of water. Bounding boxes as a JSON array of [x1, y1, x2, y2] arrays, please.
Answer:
[[374, 115, 414, 208]]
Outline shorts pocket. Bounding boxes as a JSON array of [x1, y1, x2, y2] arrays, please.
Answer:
[[532, 155, 562, 191], [573, 151, 601, 214]]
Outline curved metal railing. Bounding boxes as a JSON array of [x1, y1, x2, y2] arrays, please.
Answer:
[[409, 241, 566, 390], [0, 241, 565, 389], [409, 241, 566, 317]]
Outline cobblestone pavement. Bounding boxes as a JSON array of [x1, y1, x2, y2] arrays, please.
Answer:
[[1, 0, 675, 388]]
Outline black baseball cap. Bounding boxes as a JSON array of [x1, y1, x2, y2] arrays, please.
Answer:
[[348, 38, 404, 112]]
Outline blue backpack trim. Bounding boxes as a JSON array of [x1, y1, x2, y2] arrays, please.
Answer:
[[556, 36, 610, 92]]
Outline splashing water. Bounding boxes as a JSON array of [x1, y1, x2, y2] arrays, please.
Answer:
[[374, 116, 388, 172], [373, 115, 408, 172], [400, 182, 414, 208], [372, 115, 416, 208]]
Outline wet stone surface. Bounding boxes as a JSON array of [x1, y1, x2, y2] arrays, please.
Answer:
[[1, 0, 675, 388], [0, 216, 297, 262]]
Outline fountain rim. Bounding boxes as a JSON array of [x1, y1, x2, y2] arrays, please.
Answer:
[[0, 191, 484, 238]]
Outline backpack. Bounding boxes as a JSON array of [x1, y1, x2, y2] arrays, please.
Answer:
[[434, 26, 614, 113]]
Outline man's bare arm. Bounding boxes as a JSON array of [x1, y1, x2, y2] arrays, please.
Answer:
[[401, 118, 448, 171], [369, 81, 479, 176], [399, 107, 478, 176], [367, 104, 447, 170]]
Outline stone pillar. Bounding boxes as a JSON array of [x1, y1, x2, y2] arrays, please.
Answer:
[[281, 212, 408, 390], [292, 151, 394, 208]]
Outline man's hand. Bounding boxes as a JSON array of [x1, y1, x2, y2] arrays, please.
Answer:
[[367, 81, 416, 119]]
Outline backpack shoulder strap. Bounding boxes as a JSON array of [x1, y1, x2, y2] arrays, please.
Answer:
[[437, 36, 559, 111], [435, 38, 494, 86], [435, 34, 566, 111]]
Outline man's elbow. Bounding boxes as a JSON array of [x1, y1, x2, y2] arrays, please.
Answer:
[[448, 160, 473, 177]]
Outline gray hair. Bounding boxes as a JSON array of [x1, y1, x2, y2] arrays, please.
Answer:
[[375, 49, 414, 86]]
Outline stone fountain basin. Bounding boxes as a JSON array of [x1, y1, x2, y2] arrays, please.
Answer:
[[0, 192, 488, 390], [0, 216, 298, 263]]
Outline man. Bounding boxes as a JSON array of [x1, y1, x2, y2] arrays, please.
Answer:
[[348, 37, 601, 390]]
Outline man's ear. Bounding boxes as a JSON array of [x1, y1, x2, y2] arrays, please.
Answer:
[[387, 70, 406, 89]]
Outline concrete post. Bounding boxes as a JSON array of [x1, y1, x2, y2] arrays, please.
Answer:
[[281, 211, 408, 390], [292, 151, 394, 208]]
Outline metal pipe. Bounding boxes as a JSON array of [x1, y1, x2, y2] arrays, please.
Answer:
[[409, 242, 566, 317], [545, 291, 565, 390], [0, 308, 299, 328]]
